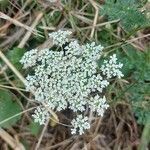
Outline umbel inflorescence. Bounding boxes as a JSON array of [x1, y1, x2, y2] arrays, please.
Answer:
[[20, 30, 123, 135]]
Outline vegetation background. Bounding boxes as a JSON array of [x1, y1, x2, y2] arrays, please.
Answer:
[[0, 0, 150, 149]]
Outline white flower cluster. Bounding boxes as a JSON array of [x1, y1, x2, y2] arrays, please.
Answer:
[[49, 30, 72, 46], [101, 54, 124, 79], [32, 106, 49, 125], [20, 49, 38, 68], [89, 95, 109, 116], [20, 30, 123, 135], [71, 115, 90, 135]]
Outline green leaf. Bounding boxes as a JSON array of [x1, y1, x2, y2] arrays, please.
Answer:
[[0, 89, 21, 128], [7, 47, 25, 71], [0, 0, 9, 10], [101, 0, 148, 32], [28, 121, 42, 136], [21, 139, 30, 150], [116, 45, 150, 125]]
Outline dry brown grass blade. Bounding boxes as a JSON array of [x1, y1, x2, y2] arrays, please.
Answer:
[[35, 120, 49, 150], [71, 13, 93, 24], [0, 84, 26, 92], [43, 138, 74, 150], [0, 50, 26, 84], [105, 33, 150, 50], [0, 0, 32, 39], [0, 28, 25, 49], [37, 38, 54, 50], [18, 12, 43, 48], [0, 12, 38, 35], [88, 0, 99, 38], [80, 19, 119, 30], [0, 128, 25, 150]]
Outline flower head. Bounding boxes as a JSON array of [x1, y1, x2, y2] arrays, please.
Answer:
[[101, 54, 124, 79], [21, 30, 123, 135], [20, 49, 38, 68], [71, 115, 90, 135], [32, 106, 50, 125], [89, 95, 109, 116], [49, 30, 72, 46]]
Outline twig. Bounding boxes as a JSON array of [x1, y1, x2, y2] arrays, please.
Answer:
[[0, 50, 26, 84], [0, 107, 36, 126], [80, 19, 119, 30], [0, 28, 25, 49], [105, 33, 150, 50], [0, 64, 7, 74], [2, 70, 34, 102], [71, 12, 93, 24], [0, 128, 25, 150], [43, 137, 74, 150], [0, 84, 26, 92], [35, 120, 49, 150], [89, 0, 99, 38], [0, 12, 38, 35], [94, 118, 102, 135]]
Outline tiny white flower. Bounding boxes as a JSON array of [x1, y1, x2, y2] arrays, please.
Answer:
[[32, 106, 50, 125], [89, 96, 109, 116], [101, 54, 124, 79], [20, 49, 38, 68], [71, 115, 90, 135], [49, 30, 72, 46]]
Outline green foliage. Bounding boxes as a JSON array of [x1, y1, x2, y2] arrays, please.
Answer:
[[101, 0, 148, 32], [46, 11, 62, 26], [130, 83, 150, 124], [123, 45, 150, 81], [7, 47, 25, 71], [0, 89, 21, 128], [0, 0, 9, 10], [97, 29, 117, 46], [28, 121, 42, 136], [120, 45, 150, 124], [21, 139, 30, 150]]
